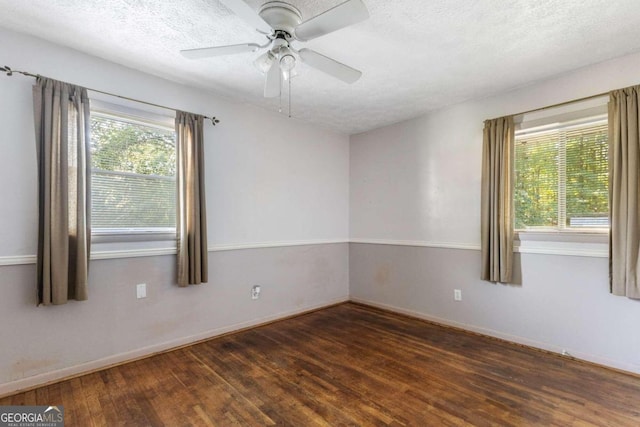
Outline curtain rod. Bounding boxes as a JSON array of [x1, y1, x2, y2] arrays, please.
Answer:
[[1, 65, 220, 126], [487, 90, 611, 123], [511, 91, 609, 118]]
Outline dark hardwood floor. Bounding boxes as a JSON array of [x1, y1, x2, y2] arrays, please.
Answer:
[[3, 302, 640, 426]]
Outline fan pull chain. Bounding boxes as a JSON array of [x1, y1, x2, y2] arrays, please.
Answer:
[[288, 75, 292, 118], [278, 77, 282, 114]]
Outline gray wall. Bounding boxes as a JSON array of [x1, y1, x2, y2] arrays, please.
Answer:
[[3, 24, 640, 396], [1, 244, 349, 394], [0, 28, 350, 395], [349, 50, 640, 374], [350, 243, 640, 372]]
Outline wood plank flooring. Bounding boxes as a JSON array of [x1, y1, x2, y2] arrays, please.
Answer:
[[3, 302, 640, 426]]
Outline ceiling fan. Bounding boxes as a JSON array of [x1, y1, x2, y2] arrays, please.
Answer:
[[181, 0, 369, 98]]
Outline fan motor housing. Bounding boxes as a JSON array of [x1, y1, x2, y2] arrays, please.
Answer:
[[259, 1, 302, 35]]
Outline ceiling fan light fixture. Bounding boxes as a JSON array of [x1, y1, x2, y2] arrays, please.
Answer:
[[279, 53, 296, 72], [254, 50, 275, 73], [182, 0, 370, 99]]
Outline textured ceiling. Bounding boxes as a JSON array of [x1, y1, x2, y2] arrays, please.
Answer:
[[1, 0, 640, 134]]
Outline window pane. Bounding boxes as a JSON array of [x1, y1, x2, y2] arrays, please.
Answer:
[[90, 113, 176, 231], [515, 131, 559, 229], [514, 119, 608, 231], [92, 171, 176, 228], [565, 124, 609, 228]]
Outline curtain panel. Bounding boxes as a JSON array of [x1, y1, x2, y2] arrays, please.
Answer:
[[481, 116, 515, 283], [33, 77, 91, 305], [176, 111, 208, 286], [609, 86, 640, 299]]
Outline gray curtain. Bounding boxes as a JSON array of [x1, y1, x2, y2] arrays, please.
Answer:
[[176, 111, 208, 286], [33, 77, 91, 305], [481, 116, 515, 283], [609, 86, 640, 299]]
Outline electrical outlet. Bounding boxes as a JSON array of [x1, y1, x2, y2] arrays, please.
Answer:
[[251, 285, 261, 300], [454, 289, 462, 301], [136, 283, 147, 299]]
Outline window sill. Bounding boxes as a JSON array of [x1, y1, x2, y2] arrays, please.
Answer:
[[91, 230, 177, 257], [92, 229, 176, 244], [515, 229, 608, 243], [515, 230, 608, 258]]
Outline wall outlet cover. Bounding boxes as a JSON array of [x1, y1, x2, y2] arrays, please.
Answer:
[[251, 285, 261, 300], [136, 283, 147, 299]]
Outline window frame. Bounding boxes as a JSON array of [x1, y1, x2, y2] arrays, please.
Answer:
[[514, 112, 609, 236], [89, 98, 177, 243]]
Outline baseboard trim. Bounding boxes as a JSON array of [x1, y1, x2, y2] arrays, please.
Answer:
[[3, 295, 638, 398], [349, 297, 640, 377], [0, 296, 349, 399]]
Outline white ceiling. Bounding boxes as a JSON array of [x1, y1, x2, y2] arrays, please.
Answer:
[[1, 0, 640, 134]]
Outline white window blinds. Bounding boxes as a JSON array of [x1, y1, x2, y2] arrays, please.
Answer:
[[90, 112, 177, 232], [514, 119, 608, 230]]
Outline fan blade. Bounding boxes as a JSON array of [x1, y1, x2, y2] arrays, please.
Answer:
[[294, 0, 369, 41], [181, 43, 260, 59], [264, 60, 281, 97], [298, 48, 362, 84], [219, 0, 273, 34]]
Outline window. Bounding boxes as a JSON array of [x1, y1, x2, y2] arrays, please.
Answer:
[[90, 106, 176, 236], [514, 116, 608, 231]]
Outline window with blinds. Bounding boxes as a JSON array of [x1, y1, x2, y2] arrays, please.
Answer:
[[90, 111, 176, 234], [514, 118, 608, 230]]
